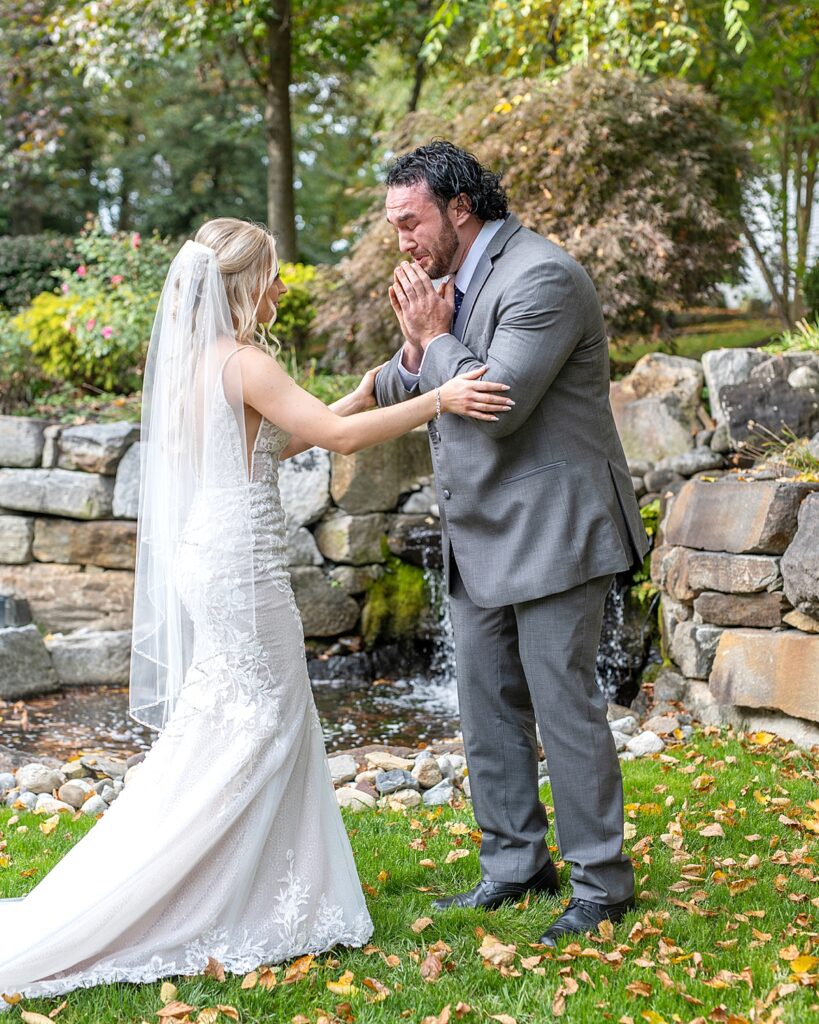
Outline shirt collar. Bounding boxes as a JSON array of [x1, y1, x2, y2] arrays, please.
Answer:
[[433, 218, 505, 294]]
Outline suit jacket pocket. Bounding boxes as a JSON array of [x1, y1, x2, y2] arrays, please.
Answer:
[[500, 460, 567, 485]]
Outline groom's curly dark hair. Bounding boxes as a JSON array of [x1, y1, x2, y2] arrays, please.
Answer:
[[385, 140, 508, 222]]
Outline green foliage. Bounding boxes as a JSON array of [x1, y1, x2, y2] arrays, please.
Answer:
[[274, 262, 319, 353], [763, 318, 819, 356], [0, 310, 51, 413], [362, 554, 430, 649], [315, 66, 748, 370], [629, 499, 661, 608], [0, 235, 79, 311], [13, 223, 172, 393], [803, 263, 819, 321]]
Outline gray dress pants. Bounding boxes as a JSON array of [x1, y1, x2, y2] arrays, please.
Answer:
[[449, 560, 634, 904]]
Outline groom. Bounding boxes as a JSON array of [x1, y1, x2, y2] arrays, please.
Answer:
[[375, 141, 649, 945]]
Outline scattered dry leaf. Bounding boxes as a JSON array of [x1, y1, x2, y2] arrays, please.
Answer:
[[204, 957, 225, 982], [412, 916, 434, 934]]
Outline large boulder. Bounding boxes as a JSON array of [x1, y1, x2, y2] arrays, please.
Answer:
[[710, 629, 819, 723], [289, 566, 360, 636], [330, 431, 432, 513], [721, 354, 819, 447], [285, 526, 323, 567], [652, 545, 782, 599], [610, 354, 703, 462], [0, 468, 114, 520], [45, 629, 132, 685], [314, 512, 388, 566], [57, 422, 140, 475], [0, 417, 52, 468], [278, 448, 331, 527], [701, 348, 768, 424], [0, 624, 59, 699], [0, 563, 134, 631], [112, 442, 142, 519], [0, 514, 34, 563], [32, 518, 137, 570], [669, 621, 724, 679], [664, 478, 816, 555], [781, 492, 819, 617]]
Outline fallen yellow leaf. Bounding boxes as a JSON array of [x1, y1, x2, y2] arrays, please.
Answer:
[[159, 982, 178, 1004], [39, 815, 59, 836], [791, 955, 819, 974], [412, 916, 434, 933]]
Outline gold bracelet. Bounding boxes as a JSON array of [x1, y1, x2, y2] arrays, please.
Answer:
[[435, 387, 441, 419]]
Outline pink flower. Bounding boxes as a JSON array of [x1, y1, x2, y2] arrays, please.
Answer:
[[110, 274, 124, 286], [76, 265, 87, 277], [101, 326, 113, 339], [85, 318, 96, 331], [131, 233, 141, 249], [61, 282, 70, 294]]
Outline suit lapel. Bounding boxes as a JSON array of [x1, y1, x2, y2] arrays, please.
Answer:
[[455, 214, 523, 342]]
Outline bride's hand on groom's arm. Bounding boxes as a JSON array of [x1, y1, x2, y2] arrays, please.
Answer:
[[440, 366, 513, 422]]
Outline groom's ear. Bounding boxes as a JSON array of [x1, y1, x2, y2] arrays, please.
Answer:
[[451, 193, 473, 225]]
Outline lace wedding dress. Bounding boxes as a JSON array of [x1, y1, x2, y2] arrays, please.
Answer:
[[0, 418, 373, 1004]]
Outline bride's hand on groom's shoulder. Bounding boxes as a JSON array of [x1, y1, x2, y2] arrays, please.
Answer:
[[440, 366, 514, 422]]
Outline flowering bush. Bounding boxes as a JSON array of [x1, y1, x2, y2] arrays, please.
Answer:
[[14, 223, 172, 392], [274, 262, 320, 355]]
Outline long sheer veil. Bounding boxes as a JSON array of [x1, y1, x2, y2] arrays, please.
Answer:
[[130, 240, 254, 731]]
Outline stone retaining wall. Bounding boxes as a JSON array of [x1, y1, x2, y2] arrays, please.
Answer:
[[0, 415, 439, 697], [651, 472, 819, 747]]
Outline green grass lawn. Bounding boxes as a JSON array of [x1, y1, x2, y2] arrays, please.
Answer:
[[609, 318, 779, 373], [2, 729, 818, 1024]]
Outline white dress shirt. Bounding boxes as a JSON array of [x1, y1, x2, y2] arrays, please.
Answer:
[[397, 218, 505, 390]]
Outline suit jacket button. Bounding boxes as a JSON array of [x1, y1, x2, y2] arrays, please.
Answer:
[[442, 488, 451, 499]]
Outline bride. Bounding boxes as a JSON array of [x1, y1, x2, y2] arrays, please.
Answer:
[[0, 218, 512, 1004]]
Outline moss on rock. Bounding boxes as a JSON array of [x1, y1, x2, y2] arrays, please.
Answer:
[[361, 554, 430, 649]]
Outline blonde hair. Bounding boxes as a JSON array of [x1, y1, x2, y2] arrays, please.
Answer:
[[194, 218, 280, 351]]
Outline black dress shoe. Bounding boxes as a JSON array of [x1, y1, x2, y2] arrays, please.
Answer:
[[538, 896, 635, 946], [432, 859, 560, 911]]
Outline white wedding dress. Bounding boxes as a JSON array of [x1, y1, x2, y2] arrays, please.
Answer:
[[0, 418, 373, 1004]]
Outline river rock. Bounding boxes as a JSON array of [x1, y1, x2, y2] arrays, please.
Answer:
[[57, 780, 95, 808], [412, 755, 443, 790], [610, 354, 702, 462], [387, 788, 422, 809], [655, 448, 724, 477], [609, 714, 638, 736], [0, 563, 134, 631], [81, 794, 109, 817], [335, 786, 377, 812], [0, 624, 59, 699], [111, 441, 142, 519], [34, 795, 74, 814], [423, 779, 455, 806], [0, 416, 53, 468], [365, 751, 414, 772], [0, 468, 115, 520], [0, 772, 17, 795], [327, 754, 358, 785], [375, 769, 419, 795], [330, 431, 431, 514], [781, 492, 819, 617], [436, 755, 456, 782], [693, 590, 786, 628], [653, 668, 688, 703], [285, 526, 323, 567], [0, 514, 34, 563], [279, 448, 331, 527], [314, 511, 388, 566], [788, 364, 819, 389], [642, 714, 680, 736], [289, 566, 360, 636], [7, 790, 37, 810], [57, 422, 140, 475], [710, 629, 819, 723], [61, 760, 93, 781], [626, 731, 665, 756], [16, 763, 65, 794], [701, 348, 768, 423], [670, 621, 724, 679], [45, 629, 132, 685], [664, 478, 815, 555], [80, 754, 128, 779], [387, 514, 443, 570], [32, 517, 137, 570]]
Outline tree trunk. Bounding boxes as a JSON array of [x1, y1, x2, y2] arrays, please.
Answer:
[[742, 217, 792, 328], [263, 0, 297, 261]]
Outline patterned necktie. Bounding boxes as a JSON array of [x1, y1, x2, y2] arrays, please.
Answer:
[[452, 285, 465, 329]]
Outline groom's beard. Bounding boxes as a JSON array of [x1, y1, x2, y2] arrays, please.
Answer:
[[417, 214, 459, 280]]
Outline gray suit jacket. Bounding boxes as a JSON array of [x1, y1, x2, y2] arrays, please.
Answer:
[[376, 214, 649, 608]]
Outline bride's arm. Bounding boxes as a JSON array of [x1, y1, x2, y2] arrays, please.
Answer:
[[278, 365, 383, 460], [238, 347, 512, 456]]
